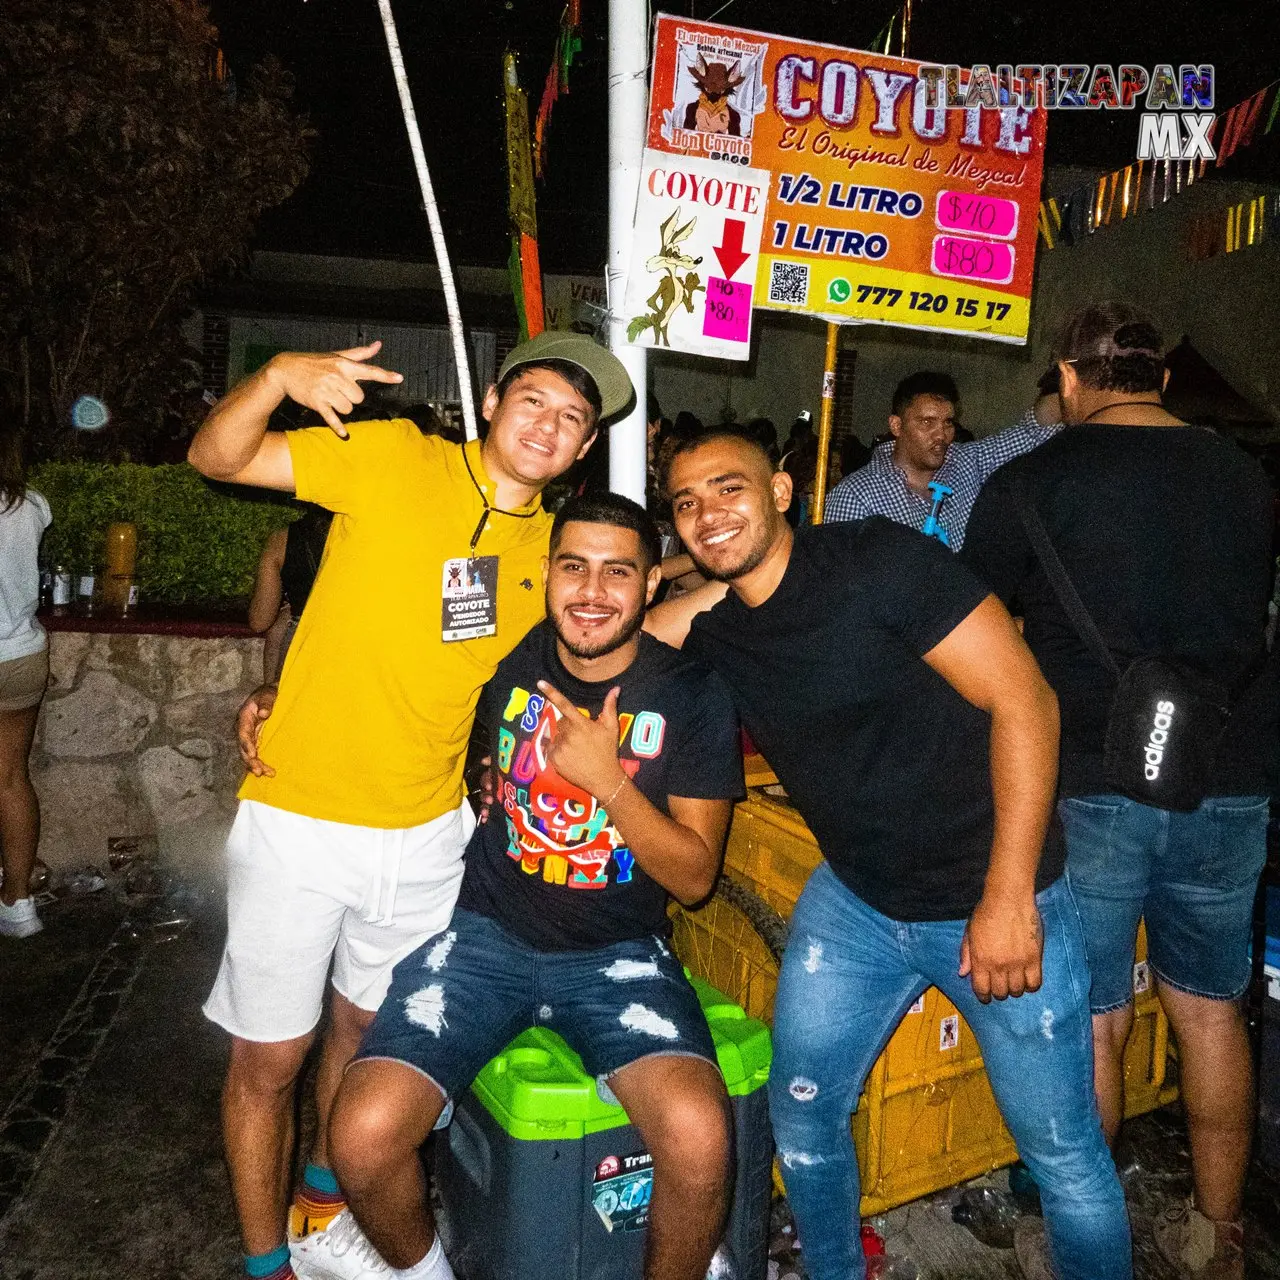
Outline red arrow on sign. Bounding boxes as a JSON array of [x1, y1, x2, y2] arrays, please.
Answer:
[[713, 219, 749, 280]]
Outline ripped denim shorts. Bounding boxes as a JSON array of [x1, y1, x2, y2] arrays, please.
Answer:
[[354, 908, 718, 1103]]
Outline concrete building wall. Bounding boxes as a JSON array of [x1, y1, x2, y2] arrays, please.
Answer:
[[648, 311, 1040, 440], [199, 191, 1279, 447], [223, 316, 497, 407]]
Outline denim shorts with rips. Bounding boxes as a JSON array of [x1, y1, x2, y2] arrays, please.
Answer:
[[354, 908, 718, 1104]]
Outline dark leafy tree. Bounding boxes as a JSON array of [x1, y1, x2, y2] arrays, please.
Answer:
[[0, 0, 310, 460]]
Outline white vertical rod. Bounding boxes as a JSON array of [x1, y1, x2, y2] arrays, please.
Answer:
[[606, 0, 649, 502], [377, 0, 479, 440]]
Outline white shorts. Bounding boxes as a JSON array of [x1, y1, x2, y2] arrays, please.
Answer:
[[203, 798, 475, 1043]]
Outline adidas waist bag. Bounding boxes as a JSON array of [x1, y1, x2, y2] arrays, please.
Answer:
[[1102, 657, 1230, 812]]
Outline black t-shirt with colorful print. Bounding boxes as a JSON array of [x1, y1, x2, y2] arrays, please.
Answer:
[[457, 623, 743, 950]]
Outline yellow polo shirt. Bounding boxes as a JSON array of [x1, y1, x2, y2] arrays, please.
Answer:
[[239, 421, 552, 828]]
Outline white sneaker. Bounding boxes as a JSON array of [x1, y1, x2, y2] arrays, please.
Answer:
[[290, 1209, 391, 1280], [0, 897, 42, 938]]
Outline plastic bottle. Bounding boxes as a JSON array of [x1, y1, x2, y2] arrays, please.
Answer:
[[51, 565, 72, 611], [921, 480, 953, 547]]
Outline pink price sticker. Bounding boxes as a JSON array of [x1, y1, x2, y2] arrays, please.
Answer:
[[931, 235, 1015, 286], [703, 277, 752, 344], [934, 191, 1020, 241]]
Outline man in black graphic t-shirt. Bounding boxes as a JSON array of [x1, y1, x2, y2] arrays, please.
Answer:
[[455, 617, 738, 946], [648, 430, 1131, 1280], [328, 493, 743, 1280]]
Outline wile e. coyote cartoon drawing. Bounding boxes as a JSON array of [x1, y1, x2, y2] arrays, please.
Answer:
[[626, 208, 705, 347], [684, 56, 746, 135]]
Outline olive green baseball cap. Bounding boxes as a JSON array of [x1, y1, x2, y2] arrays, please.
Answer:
[[497, 330, 635, 423]]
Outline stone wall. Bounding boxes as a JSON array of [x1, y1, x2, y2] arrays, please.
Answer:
[[31, 630, 264, 875]]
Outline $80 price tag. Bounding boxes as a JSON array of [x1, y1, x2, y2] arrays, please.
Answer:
[[702, 276, 752, 344], [931, 235, 1015, 286]]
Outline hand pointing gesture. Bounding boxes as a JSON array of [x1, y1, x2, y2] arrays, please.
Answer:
[[265, 340, 404, 436], [537, 680, 629, 802]]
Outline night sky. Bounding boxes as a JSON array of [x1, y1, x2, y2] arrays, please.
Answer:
[[208, 0, 1280, 272]]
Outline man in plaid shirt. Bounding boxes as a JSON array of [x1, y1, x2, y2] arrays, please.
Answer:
[[824, 371, 1060, 551]]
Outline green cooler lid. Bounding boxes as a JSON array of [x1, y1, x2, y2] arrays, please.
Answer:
[[468, 972, 772, 1141]]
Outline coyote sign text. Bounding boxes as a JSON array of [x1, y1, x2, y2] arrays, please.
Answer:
[[644, 16, 1048, 343], [624, 150, 769, 360]]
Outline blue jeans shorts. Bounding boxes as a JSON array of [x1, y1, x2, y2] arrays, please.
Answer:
[[355, 909, 717, 1102], [1060, 794, 1269, 1013]]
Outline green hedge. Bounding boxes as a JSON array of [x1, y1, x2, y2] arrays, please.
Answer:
[[28, 463, 297, 607]]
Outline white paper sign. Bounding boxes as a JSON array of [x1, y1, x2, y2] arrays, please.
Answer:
[[624, 148, 768, 361]]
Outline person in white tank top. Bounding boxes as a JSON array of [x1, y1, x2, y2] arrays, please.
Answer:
[[0, 433, 51, 939]]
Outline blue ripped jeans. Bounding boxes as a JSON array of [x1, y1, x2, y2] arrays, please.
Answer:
[[769, 863, 1131, 1280]]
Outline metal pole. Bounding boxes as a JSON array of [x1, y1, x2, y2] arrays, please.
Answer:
[[606, 0, 649, 503], [377, 0, 479, 441], [810, 322, 840, 523]]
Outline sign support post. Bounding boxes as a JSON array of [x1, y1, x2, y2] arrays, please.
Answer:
[[811, 321, 840, 524], [607, 0, 648, 504]]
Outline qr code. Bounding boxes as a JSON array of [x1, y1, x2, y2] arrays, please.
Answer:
[[769, 260, 809, 305]]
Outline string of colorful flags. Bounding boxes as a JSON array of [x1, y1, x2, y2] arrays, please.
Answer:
[[1037, 77, 1280, 257], [533, 0, 583, 179], [867, 0, 1277, 260], [504, 2, 586, 337], [504, 52, 544, 340]]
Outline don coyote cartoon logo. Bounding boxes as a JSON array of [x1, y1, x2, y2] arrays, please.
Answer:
[[660, 33, 767, 152], [626, 208, 705, 347], [685, 56, 748, 134]]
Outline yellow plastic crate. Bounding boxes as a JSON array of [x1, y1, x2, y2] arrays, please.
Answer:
[[722, 784, 821, 920], [1122, 923, 1178, 1120], [676, 784, 1177, 1213]]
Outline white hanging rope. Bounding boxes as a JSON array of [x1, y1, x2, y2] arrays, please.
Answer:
[[376, 0, 478, 441]]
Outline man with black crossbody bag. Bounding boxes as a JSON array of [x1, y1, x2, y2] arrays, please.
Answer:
[[964, 303, 1278, 1280]]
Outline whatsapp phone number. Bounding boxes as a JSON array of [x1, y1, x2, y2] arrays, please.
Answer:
[[845, 284, 1012, 320]]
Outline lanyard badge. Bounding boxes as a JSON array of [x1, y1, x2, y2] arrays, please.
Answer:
[[442, 555, 499, 642], [445, 448, 538, 641]]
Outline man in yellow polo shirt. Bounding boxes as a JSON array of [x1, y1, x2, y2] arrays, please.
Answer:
[[187, 332, 632, 1280]]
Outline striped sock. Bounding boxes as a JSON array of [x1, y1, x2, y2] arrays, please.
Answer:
[[291, 1163, 346, 1234], [303, 1164, 340, 1196], [244, 1241, 294, 1280]]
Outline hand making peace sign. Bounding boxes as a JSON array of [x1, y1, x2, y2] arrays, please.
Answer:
[[267, 340, 404, 436], [536, 680, 630, 803]]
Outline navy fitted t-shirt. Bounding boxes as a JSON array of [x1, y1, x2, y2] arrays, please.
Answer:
[[686, 520, 1066, 922]]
